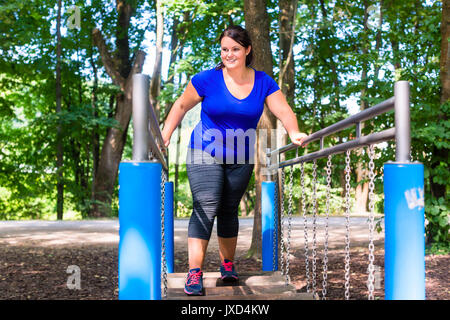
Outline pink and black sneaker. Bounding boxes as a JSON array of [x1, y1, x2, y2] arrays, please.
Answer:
[[184, 268, 204, 296], [220, 259, 239, 282]]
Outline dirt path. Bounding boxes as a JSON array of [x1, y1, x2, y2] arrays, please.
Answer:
[[0, 218, 447, 300]]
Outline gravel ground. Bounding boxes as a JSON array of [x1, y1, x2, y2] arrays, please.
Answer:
[[0, 218, 447, 300]]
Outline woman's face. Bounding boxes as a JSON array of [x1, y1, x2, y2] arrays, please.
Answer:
[[220, 36, 251, 70]]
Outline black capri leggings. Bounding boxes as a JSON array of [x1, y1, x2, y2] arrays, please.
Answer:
[[186, 148, 254, 240]]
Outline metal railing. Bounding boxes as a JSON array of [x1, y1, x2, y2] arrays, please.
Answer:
[[132, 74, 168, 170], [261, 80, 425, 300], [118, 73, 172, 301], [266, 81, 410, 173]]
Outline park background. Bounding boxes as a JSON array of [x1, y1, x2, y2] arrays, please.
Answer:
[[0, 0, 448, 256]]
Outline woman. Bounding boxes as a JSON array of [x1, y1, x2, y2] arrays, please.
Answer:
[[161, 25, 307, 296]]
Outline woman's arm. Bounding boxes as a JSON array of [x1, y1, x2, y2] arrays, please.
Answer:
[[161, 80, 203, 147], [265, 90, 308, 146]]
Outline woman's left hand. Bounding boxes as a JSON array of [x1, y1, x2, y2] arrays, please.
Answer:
[[289, 131, 309, 147]]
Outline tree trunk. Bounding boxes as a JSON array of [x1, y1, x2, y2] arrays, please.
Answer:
[[440, 0, 450, 106], [167, 16, 180, 85], [355, 0, 370, 214], [239, 196, 249, 217], [304, 1, 319, 156], [76, 41, 89, 211], [90, 1, 146, 217], [318, 0, 340, 109], [278, 0, 296, 105], [162, 11, 191, 124], [172, 30, 182, 218], [55, 0, 64, 220], [277, 0, 297, 162], [91, 96, 131, 216], [90, 47, 99, 200], [431, 0, 450, 199], [276, 0, 297, 248], [244, 0, 276, 259], [174, 121, 182, 217], [373, 0, 384, 85], [150, 0, 164, 121]]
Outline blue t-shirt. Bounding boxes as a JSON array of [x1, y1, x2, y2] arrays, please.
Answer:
[[189, 68, 280, 164]]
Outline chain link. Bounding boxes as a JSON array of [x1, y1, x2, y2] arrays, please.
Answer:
[[161, 168, 168, 298], [273, 170, 280, 272], [279, 168, 285, 275], [344, 150, 351, 300], [322, 155, 332, 300], [300, 162, 310, 293], [311, 159, 318, 296], [266, 146, 375, 300], [285, 165, 294, 286], [367, 145, 376, 300]]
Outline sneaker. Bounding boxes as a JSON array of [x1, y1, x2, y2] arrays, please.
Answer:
[[184, 268, 204, 296], [220, 259, 239, 282]]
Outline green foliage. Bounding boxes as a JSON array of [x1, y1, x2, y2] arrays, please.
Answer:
[[426, 241, 450, 256], [0, 0, 447, 253], [425, 197, 450, 244], [0, 187, 54, 220], [169, 163, 193, 218]]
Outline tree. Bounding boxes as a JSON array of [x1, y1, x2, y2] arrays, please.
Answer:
[[277, 0, 297, 161], [441, 1, 450, 106], [150, 0, 164, 121], [425, 0, 449, 243], [244, 0, 277, 259], [278, 0, 297, 104], [435, 0, 449, 200], [89, 40, 100, 206], [90, 1, 146, 217], [55, 0, 64, 220], [167, 11, 191, 217]]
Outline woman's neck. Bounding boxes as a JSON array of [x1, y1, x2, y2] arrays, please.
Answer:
[[223, 66, 252, 83]]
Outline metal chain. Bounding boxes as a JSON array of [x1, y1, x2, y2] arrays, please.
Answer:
[[322, 155, 332, 300], [344, 150, 351, 300], [273, 170, 279, 272], [279, 168, 286, 276], [161, 168, 168, 298], [367, 145, 376, 300], [285, 165, 294, 286], [300, 162, 310, 293], [311, 159, 318, 297]]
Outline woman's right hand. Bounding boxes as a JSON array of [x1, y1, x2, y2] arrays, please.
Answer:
[[161, 129, 171, 148]]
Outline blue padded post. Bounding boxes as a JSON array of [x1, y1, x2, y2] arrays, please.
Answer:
[[118, 162, 162, 300], [262, 181, 278, 271], [384, 162, 425, 300], [164, 181, 174, 274]]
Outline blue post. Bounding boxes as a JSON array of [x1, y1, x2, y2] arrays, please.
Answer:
[[384, 162, 425, 300], [164, 181, 174, 273], [118, 162, 162, 300], [262, 181, 278, 271]]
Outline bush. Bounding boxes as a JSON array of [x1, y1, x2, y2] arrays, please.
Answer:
[[0, 187, 55, 220], [425, 197, 450, 244]]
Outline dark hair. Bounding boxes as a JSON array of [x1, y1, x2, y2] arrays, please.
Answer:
[[215, 25, 253, 70]]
